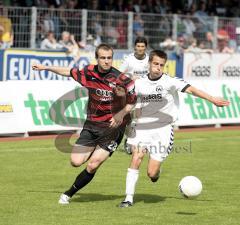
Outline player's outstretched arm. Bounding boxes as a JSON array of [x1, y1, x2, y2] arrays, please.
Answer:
[[184, 86, 230, 107], [32, 64, 71, 77]]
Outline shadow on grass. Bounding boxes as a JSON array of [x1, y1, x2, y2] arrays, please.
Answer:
[[72, 193, 122, 202], [176, 212, 197, 215], [72, 193, 168, 204], [134, 193, 166, 203], [27, 190, 212, 204]]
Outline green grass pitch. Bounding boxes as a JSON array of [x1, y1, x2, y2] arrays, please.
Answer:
[[0, 129, 240, 225]]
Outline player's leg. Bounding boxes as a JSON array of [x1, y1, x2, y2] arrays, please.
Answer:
[[147, 124, 174, 183], [119, 145, 147, 207], [59, 146, 110, 204], [71, 145, 95, 167], [59, 145, 95, 204], [59, 126, 124, 204], [147, 158, 161, 182], [86, 146, 110, 173], [59, 128, 97, 204]]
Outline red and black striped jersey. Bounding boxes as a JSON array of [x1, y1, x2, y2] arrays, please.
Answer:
[[70, 64, 136, 126]]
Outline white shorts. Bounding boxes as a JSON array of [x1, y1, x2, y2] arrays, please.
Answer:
[[127, 123, 174, 162]]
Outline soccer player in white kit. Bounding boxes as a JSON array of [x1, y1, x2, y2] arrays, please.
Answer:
[[120, 37, 149, 154], [120, 36, 149, 80], [119, 50, 230, 207]]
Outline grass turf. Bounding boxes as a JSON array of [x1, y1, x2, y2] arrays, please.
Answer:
[[0, 129, 240, 225]]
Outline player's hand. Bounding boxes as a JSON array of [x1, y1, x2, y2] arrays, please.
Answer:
[[32, 64, 46, 71], [109, 111, 124, 128], [114, 86, 126, 97], [132, 74, 140, 81], [211, 97, 230, 107]]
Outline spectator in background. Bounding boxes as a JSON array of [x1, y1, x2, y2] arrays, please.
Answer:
[[182, 12, 196, 38], [58, 31, 79, 56], [192, 1, 210, 33], [133, 0, 143, 13], [158, 16, 171, 38], [0, 6, 13, 48], [40, 31, 60, 50], [48, 4, 61, 39], [92, 14, 103, 45], [194, 1, 208, 17], [185, 37, 213, 53], [105, 0, 116, 11], [59, 0, 81, 40], [142, 0, 155, 13], [116, 18, 127, 48], [124, 0, 135, 12], [90, 0, 99, 10], [175, 35, 188, 56], [78, 0, 88, 9], [154, 0, 168, 14], [159, 37, 177, 51], [103, 20, 119, 47], [224, 20, 237, 50], [78, 34, 96, 52], [228, 0, 240, 17], [115, 0, 124, 11], [41, 10, 55, 35], [133, 14, 144, 39], [216, 29, 234, 53], [204, 31, 214, 49]]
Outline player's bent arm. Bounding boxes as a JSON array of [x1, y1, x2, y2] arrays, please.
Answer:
[[109, 104, 136, 128], [184, 85, 230, 107], [32, 64, 71, 77], [120, 103, 136, 117]]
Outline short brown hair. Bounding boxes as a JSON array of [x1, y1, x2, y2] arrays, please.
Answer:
[[149, 50, 167, 62], [95, 43, 113, 59], [134, 36, 148, 47]]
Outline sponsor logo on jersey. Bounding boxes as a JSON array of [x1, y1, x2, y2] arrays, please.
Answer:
[[96, 89, 113, 97], [96, 89, 113, 101], [142, 94, 162, 102], [156, 85, 163, 92], [134, 70, 148, 77]]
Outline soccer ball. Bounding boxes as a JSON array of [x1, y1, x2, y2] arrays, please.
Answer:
[[179, 176, 202, 198]]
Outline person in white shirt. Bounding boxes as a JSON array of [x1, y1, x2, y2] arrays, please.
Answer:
[[120, 36, 149, 80], [119, 49, 230, 208], [120, 37, 149, 154], [40, 31, 61, 50]]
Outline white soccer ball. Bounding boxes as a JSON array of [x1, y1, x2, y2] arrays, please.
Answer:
[[179, 176, 202, 198]]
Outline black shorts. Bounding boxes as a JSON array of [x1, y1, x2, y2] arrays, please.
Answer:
[[75, 122, 125, 154]]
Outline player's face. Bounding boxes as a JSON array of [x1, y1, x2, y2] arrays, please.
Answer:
[[135, 43, 147, 57], [149, 56, 166, 78], [97, 49, 113, 72]]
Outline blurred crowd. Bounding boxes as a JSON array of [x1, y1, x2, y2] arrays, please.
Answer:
[[2, 0, 240, 18], [1, 0, 240, 53]]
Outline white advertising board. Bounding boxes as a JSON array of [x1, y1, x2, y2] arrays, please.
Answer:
[[183, 53, 240, 80], [0, 80, 239, 135], [0, 80, 88, 134], [177, 80, 240, 126]]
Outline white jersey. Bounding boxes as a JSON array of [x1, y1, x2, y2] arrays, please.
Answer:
[[120, 53, 149, 78], [134, 74, 190, 128]]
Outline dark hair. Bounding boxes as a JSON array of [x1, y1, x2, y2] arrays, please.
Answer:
[[95, 43, 113, 59], [149, 50, 167, 62], [134, 37, 148, 47]]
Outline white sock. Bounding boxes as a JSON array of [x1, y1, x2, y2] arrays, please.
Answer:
[[124, 168, 139, 203]]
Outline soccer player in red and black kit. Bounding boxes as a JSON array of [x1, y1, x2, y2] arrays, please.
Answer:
[[32, 44, 136, 204]]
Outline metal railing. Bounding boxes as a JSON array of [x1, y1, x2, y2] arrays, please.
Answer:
[[1, 6, 240, 51]]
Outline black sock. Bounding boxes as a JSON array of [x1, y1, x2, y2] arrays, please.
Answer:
[[64, 168, 95, 197]]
